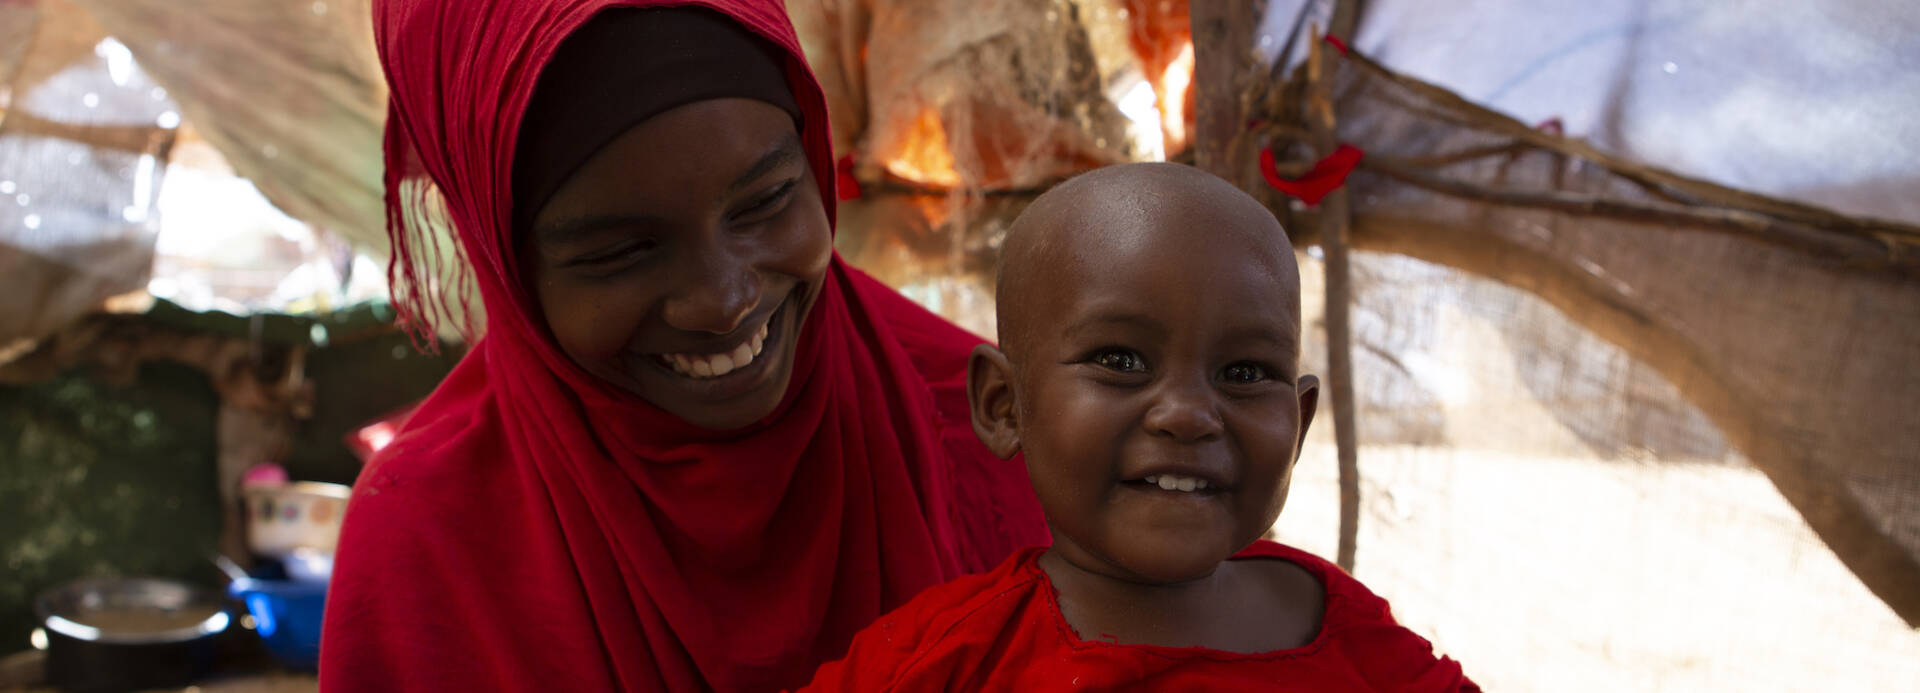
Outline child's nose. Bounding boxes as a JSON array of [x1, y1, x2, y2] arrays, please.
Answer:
[[1143, 379, 1224, 443]]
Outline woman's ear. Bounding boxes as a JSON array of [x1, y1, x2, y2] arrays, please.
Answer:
[[967, 344, 1022, 459], [1294, 374, 1321, 457]]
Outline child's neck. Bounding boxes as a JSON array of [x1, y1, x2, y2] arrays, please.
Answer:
[[1038, 547, 1323, 654]]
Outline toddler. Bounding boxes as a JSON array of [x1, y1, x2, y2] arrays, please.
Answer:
[[800, 162, 1475, 691]]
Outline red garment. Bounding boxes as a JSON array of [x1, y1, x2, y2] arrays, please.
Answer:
[[321, 1, 1048, 691], [797, 541, 1478, 692]]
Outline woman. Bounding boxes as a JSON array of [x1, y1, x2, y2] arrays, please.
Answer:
[[320, 1, 1048, 690]]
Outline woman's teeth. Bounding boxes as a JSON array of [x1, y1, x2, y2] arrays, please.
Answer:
[[661, 322, 768, 379], [1142, 475, 1211, 492]]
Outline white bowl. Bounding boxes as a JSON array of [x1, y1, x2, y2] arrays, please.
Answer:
[[243, 481, 351, 559]]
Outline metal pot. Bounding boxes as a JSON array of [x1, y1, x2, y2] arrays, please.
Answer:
[[34, 578, 231, 693]]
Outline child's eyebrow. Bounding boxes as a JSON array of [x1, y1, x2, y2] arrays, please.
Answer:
[[1062, 310, 1164, 338], [1221, 325, 1300, 350]]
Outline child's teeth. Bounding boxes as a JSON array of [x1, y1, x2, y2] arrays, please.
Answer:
[[729, 342, 753, 369], [1142, 474, 1212, 493], [691, 359, 714, 377]]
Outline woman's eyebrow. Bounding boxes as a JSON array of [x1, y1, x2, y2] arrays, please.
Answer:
[[726, 132, 804, 195], [536, 213, 666, 247], [535, 133, 805, 246]]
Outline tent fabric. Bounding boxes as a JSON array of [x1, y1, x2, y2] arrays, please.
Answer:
[[62, 0, 388, 248], [1295, 44, 1920, 625], [790, 0, 1144, 191], [1345, 0, 1920, 227], [0, 0, 174, 347], [1242, 0, 1920, 627]]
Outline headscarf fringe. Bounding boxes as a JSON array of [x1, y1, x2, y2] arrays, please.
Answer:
[[382, 103, 479, 353]]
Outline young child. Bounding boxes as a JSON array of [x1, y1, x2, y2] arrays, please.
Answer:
[[798, 163, 1475, 691]]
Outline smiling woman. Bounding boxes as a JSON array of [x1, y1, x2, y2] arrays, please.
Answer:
[[319, 1, 1048, 691], [526, 95, 829, 426]]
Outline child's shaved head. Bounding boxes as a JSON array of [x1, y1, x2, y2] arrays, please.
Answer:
[[996, 162, 1303, 365], [971, 161, 1318, 585]]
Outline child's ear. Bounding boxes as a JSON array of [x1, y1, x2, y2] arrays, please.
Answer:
[[1293, 374, 1321, 458], [967, 344, 1022, 459]]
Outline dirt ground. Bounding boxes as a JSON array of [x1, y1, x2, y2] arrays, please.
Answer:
[[1274, 442, 1920, 692]]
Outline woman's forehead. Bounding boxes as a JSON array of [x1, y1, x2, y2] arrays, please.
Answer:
[[530, 101, 804, 238]]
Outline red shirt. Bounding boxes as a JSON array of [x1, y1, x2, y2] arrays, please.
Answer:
[[798, 540, 1477, 692]]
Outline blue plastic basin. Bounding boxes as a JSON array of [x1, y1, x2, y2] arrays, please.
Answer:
[[228, 576, 327, 670]]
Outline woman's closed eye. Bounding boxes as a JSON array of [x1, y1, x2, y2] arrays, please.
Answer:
[[732, 178, 799, 222], [566, 237, 660, 271]]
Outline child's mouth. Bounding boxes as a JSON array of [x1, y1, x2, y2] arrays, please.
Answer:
[[1141, 474, 1212, 492], [1123, 474, 1226, 497]]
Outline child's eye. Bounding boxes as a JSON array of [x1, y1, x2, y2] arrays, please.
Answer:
[[1092, 349, 1147, 373], [1222, 363, 1269, 384]]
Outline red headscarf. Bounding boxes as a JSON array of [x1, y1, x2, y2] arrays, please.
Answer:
[[320, 1, 1048, 691]]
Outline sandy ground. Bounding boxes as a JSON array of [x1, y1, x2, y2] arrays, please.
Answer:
[[1273, 443, 1920, 692]]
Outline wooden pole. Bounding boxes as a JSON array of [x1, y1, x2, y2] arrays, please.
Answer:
[[1190, 0, 1266, 179], [1305, 28, 1363, 573], [1196, 2, 1363, 570]]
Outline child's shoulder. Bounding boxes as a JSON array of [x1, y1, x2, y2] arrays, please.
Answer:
[[1239, 541, 1478, 690], [896, 546, 1049, 632], [796, 547, 1050, 691], [1232, 539, 1394, 624]]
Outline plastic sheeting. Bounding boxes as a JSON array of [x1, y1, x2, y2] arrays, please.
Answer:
[[1348, 0, 1920, 226], [0, 0, 175, 347], [61, 0, 387, 246], [0, 0, 400, 342]]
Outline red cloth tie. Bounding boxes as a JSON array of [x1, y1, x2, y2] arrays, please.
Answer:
[[1259, 143, 1364, 206]]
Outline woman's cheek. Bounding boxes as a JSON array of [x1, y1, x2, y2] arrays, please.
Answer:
[[777, 183, 834, 282], [546, 281, 648, 363]]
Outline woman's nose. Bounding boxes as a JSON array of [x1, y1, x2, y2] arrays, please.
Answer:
[[1143, 377, 1225, 443], [662, 245, 760, 335]]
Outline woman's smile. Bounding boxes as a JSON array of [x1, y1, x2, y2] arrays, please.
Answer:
[[629, 285, 805, 402]]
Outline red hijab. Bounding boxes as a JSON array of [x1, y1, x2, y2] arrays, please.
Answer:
[[320, 1, 1048, 690]]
